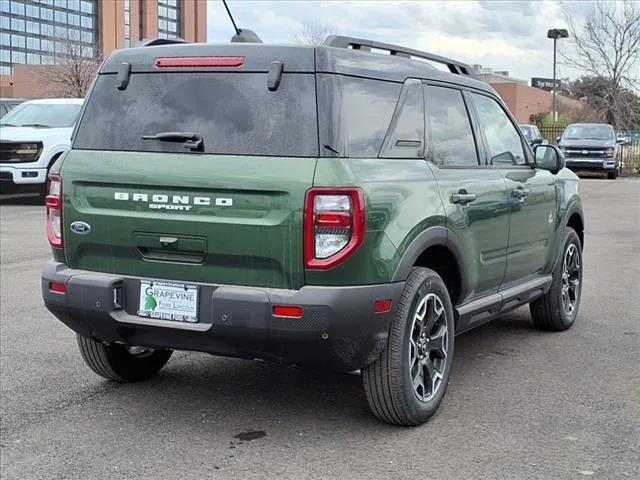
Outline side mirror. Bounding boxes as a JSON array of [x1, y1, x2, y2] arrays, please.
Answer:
[[556, 136, 561, 144], [534, 144, 565, 174], [616, 138, 626, 144], [531, 138, 544, 146]]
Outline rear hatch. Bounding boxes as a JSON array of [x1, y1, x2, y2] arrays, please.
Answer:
[[61, 44, 318, 290]]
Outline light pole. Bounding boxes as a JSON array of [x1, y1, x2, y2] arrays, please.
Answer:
[[547, 28, 569, 123]]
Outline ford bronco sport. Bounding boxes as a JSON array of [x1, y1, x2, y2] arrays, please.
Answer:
[[42, 36, 584, 426]]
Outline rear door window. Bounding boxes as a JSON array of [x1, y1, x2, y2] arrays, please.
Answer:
[[74, 72, 319, 157], [424, 85, 479, 166]]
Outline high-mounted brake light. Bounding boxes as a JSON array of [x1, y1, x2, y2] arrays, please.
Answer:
[[46, 174, 63, 248], [304, 188, 366, 270], [154, 56, 244, 68]]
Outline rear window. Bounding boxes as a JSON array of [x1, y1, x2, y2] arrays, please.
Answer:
[[73, 72, 319, 157]]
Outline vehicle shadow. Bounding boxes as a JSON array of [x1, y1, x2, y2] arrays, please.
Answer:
[[0, 193, 42, 206], [110, 307, 539, 431]]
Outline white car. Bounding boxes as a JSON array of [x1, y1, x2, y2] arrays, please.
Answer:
[[0, 98, 83, 196]]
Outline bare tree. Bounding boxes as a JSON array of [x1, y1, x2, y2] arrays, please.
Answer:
[[40, 33, 100, 98], [293, 22, 334, 46], [561, 0, 640, 128]]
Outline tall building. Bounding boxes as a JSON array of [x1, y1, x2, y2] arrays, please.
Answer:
[[0, 0, 207, 98]]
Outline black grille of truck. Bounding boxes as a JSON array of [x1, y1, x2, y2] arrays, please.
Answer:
[[0, 142, 43, 163], [564, 147, 611, 158]]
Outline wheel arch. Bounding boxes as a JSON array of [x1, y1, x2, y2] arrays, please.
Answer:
[[391, 226, 470, 306], [566, 205, 584, 250]]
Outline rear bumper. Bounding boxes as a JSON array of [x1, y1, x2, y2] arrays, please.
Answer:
[[42, 261, 404, 371], [564, 157, 617, 171]]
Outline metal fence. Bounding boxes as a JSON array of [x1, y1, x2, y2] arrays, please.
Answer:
[[538, 125, 639, 176]]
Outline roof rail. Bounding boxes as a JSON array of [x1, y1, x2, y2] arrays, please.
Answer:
[[137, 37, 187, 48], [323, 35, 473, 76]]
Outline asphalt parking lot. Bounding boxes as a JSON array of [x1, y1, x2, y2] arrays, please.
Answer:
[[1, 178, 638, 480]]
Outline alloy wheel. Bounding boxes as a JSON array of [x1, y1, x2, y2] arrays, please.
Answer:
[[561, 243, 581, 315], [408, 293, 449, 402]]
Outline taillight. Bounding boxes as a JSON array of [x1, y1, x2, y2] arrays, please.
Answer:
[[304, 188, 365, 270], [46, 174, 62, 248]]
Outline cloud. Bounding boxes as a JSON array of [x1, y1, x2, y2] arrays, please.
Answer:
[[206, 0, 588, 81]]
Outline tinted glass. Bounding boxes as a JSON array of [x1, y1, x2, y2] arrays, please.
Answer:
[[0, 102, 81, 127], [472, 93, 526, 165], [317, 74, 401, 157], [74, 72, 319, 157], [379, 79, 424, 159], [562, 125, 613, 141], [425, 85, 478, 166]]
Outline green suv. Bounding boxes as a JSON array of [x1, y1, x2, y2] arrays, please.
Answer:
[[41, 36, 584, 426]]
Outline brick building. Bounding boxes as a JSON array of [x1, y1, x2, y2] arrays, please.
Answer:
[[0, 0, 207, 98]]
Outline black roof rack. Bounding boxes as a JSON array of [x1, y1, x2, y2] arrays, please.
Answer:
[[323, 35, 473, 76], [137, 37, 187, 47]]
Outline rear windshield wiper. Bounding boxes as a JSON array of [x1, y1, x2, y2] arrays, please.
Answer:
[[142, 131, 204, 151]]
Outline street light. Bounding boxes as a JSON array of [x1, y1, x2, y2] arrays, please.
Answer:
[[547, 28, 569, 123]]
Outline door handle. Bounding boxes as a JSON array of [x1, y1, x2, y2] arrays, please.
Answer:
[[159, 236, 178, 248], [511, 188, 530, 199], [451, 192, 476, 205]]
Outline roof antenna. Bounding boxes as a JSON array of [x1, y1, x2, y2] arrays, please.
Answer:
[[222, 0, 263, 43]]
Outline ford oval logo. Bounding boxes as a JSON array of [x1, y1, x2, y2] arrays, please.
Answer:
[[70, 221, 91, 235]]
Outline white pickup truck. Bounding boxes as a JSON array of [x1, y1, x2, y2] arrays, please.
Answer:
[[0, 98, 83, 197]]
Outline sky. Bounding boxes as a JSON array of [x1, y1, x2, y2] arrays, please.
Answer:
[[205, 0, 593, 84]]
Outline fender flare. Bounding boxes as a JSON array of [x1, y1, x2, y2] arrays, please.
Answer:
[[552, 200, 585, 270], [391, 226, 471, 302]]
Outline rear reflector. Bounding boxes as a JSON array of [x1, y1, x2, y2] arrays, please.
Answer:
[[273, 306, 303, 318], [374, 299, 392, 314], [154, 56, 244, 68], [49, 282, 67, 294]]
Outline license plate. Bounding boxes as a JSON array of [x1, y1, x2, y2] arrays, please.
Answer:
[[137, 281, 199, 323]]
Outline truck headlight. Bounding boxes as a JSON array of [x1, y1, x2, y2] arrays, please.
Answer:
[[15, 143, 41, 154]]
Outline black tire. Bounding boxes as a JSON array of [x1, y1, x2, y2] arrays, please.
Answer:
[[76, 335, 172, 382], [607, 169, 618, 180], [530, 228, 583, 331], [362, 267, 455, 426]]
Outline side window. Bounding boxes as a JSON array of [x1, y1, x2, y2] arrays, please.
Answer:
[[471, 93, 526, 165], [317, 74, 401, 158], [379, 79, 425, 159], [425, 85, 479, 166]]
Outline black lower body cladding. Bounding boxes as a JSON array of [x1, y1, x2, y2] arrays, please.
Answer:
[[42, 261, 405, 372]]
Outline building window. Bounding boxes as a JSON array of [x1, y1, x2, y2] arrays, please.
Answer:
[[0, 0, 98, 75], [158, 0, 180, 39], [124, 0, 131, 47]]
